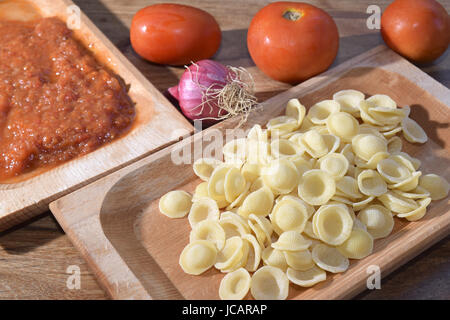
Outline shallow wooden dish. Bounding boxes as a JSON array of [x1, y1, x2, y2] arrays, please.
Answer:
[[50, 46, 450, 300], [0, 0, 193, 231]]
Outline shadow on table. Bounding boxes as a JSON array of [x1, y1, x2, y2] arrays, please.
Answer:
[[0, 212, 63, 254]]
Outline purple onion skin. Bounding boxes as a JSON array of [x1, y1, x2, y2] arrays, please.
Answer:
[[168, 60, 229, 124]]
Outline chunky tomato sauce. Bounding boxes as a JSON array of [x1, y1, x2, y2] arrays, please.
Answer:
[[0, 17, 135, 182]]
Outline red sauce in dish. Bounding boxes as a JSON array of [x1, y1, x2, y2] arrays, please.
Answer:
[[0, 17, 135, 182]]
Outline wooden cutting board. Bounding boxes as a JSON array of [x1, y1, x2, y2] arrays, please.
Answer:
[[50, 45, 450, 300], [0, 0, 193, 231]]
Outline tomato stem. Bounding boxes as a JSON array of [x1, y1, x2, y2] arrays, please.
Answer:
[[282, 9, 302, 21]]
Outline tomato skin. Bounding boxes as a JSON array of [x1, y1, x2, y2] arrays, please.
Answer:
[[381, 0, 449, 63], [130, 4, 221, 65], [247, 2, 339, 84]]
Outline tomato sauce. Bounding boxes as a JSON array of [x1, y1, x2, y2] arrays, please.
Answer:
[[0, 17, 135, 182]]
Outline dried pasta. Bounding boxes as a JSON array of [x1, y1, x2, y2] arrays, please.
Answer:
[[158, 92, 447, 300]]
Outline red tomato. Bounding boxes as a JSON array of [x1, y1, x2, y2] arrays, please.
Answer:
[[130, 4, 221, 65], [381, 0, 449, 63], [247, 2, 339, 84]]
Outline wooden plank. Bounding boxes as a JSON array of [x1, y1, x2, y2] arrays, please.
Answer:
[[50, 45, 450, 299], [0, 0, 193, 231]]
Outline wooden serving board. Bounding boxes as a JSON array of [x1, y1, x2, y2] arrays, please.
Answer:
[[0, 0, 193, 231], [50, 45, 450, 300]]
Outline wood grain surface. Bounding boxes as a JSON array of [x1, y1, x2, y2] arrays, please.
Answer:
[[0, 0, 449, 300]]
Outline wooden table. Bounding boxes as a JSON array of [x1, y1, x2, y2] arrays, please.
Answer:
[[0, 0, 449, 300]]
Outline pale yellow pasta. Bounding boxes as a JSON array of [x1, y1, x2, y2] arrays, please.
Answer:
[[322, 134, 341, 155], [193, 182, 209, 201], [179, 240, 217, 275], [270, 139, 302, 158], [298, 169, 336, 205], [418, 174, 449, 201], [224, 167, 247, 203], [247, 124, 268, 143], [357, 205, 394, 239], [354, 151, 389, 170], [286, 266, 327, 287], [388, 171, 421, 192], [368, 106, 406, 126], [377, 158, 412, 184], [249, 214, 273, 240], [352, 195, 375, 211], [162, 91, 447, 298], [208, 164, 232, 201], [326, 112, 360, 142], [283, 250, 314, 271], [359, 100, 384, 126], [285, 98, 306, 126], [402, 117, 428, 144], [190, 220, 226, 251], [159, 190, 192, 218], [249, 177, 265, 192], [300, 130, 328, 158], [366, 94, 397, 109], [311, 243, 349, 273], [188, 198, 220, 228], [390, 154, 415, 172], [271, 197, 309, 233], [223, 138, 247, 162], [220, 212, 250, 239], [250, 266, 289, 300], [215, 236, 247, 271], [318, 153, 349, 179], [261, 246, 288, 271], [333, 89, 365, 115], [352, 218, 368, 231], [262, 159, 299, 194], [248, 219, 271, 248], [378, 191, 418, 214], [238, 186, 274, 218], [226, 181, 251, 210], [357, 169, 387, 197], [393, 152, 422, 170], [290, 156, 314, 176], [241, 162, 261, 183], [193, 158, 223, 181], [219, 268, 251, 300], [383, 126, 402, 139], [308, 100, 341, 125], [387, 136, 402, 153], [242, 234, 262, 272], [352, 134, 387, 162], [336, 176, 363, 199], [340, 143, 355, 164], [392, 186, 430, 199], [246, 140, 270, 166], [267, 115, 299, 135], [312, 204, 353, 245], [397, 197, 432, 221], [272, 231, 312, 251], [337, 228, 373, 259]]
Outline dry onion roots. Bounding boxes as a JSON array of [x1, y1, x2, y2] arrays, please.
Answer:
[[159, 90, 449, 300]]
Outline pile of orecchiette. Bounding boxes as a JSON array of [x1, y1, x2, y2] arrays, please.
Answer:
[[159, 90, 449, 300]]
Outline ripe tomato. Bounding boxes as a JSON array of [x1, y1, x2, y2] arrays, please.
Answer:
[[381, 0, 449, 63], [130, 4, 221, 65], [247, 2, 339, 84]]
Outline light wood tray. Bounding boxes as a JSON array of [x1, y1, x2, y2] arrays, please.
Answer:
[[0, 0, 193, 231], [50, 46, 450, 300]]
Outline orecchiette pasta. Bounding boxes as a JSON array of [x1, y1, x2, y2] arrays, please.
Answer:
[[159, 190, 192, 218], [159, 92, 446, 300], [219, 268, 251, 300], [251, 266, 289, 300]]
